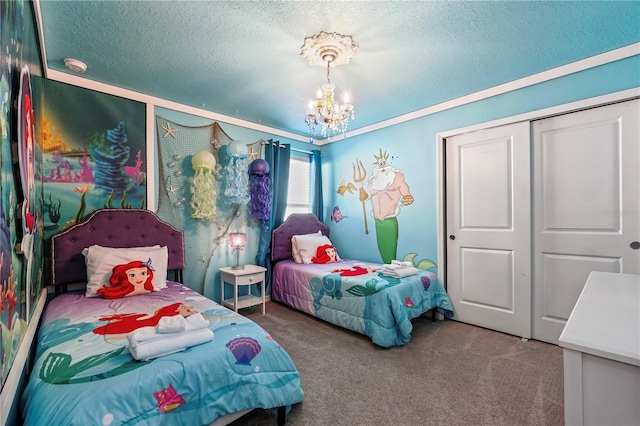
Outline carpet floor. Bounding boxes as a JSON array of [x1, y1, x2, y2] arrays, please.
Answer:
[[230, 302, 564, 426]]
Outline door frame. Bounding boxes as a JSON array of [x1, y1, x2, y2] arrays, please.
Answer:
[[436, 88, 639, 292]]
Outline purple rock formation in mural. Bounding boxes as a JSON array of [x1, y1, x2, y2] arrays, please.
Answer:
[[90, 121, 133, 194]]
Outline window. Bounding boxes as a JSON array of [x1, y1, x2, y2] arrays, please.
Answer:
[[285, 152, 312, 219]]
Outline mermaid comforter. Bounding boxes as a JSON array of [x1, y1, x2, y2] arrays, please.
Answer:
[[272, 259, 454, 348], [21, 282, 303, 425]]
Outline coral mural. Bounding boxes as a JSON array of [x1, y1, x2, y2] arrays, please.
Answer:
[[91, 121, 134, 195]]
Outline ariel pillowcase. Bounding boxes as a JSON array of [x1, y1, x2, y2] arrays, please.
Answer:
[[311, 244, 340, 264], [82, 245, 168, 298], [97, 259, 156, 299], [292, 232, 340, 264]]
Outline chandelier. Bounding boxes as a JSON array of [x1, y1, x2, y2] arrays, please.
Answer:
[[301, 32, 357, 141]]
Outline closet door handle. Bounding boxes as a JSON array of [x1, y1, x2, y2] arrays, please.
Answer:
[[631, 241, 640, 250]]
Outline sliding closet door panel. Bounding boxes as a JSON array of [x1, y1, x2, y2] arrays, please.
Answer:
[[460, 140, 512, 228], [460, 248, 513, 310], [533, 98, 640, 344], [446, 122, 531, 338], [541, 253, 620, 320]]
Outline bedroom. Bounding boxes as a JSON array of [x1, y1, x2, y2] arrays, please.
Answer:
[[1, 1, 639, 425]]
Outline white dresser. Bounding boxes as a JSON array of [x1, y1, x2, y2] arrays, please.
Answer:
[[559, 271, 640, 426]]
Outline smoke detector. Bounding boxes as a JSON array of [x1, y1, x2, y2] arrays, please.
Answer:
[[63, 58, 87, 73]]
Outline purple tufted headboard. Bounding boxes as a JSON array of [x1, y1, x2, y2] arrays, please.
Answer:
[[271, 213, 329, 263], [51, 208, 185, 287]]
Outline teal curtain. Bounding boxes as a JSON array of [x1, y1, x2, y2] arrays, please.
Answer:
[[256, 140, 290, 267], [311, 149, 323, 222]]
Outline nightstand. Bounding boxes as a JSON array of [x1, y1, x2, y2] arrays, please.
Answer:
[[219, 265, 267, 314]]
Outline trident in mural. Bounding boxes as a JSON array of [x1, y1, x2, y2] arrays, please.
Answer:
[[352, 159, 368, 234]]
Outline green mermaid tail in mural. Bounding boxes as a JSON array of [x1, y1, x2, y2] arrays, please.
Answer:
[[374, 217, 398, 264]]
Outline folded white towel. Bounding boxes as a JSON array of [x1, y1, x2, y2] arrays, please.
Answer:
[[382, 263, 403, 270], [128, 326, 164, 345], [129, 318, 210, 347], [382, 265, 413, 273], [392, 260, 413, 267], [156, 313, 209, 334], [184, 313, 210, 331], [128, 328, 214, 361], [381, 266, 419, 278], [157, 315, 186, 333]]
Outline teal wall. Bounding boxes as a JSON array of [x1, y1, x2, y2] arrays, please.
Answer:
[[153, 106, 314, 302], [322, 55, 640, 269]]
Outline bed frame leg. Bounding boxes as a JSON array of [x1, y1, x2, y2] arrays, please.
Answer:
[[277, 406, 286, 425]]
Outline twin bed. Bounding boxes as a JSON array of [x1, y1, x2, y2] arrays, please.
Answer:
[[270, 213, 454, 348], [20, 209, 303, 426]]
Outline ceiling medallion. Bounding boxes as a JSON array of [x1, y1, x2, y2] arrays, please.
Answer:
[[300, 31, 357, 67], [301, 32, 357, 142]]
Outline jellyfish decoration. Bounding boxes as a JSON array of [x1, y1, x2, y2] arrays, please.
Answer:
[[190, 150, 217, 220], [223, 140, 250, 205], [249, 158, 271, 222], [226, 336, 262, 365]]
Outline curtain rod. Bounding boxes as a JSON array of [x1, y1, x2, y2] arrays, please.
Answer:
[[261, 140, 314, 155]]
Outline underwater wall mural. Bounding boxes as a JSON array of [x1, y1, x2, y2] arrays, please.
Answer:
[[41, 80, 146, 239], [1, 0, 45, 393]]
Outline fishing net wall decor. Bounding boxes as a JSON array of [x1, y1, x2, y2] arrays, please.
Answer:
[[155, 117, 263, 294]]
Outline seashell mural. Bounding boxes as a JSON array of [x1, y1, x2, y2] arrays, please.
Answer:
[[226, 337, 261, 365], [421, 275, 431, 291]]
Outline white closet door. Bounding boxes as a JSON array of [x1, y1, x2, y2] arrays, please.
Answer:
[[446, 122, 531, 338], [532, 99, 640, 344]]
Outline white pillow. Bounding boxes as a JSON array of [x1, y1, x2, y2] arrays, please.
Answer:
[[291, 232, 339, 264], [291, 231, 322, 263], [82, 245, 169, 297]]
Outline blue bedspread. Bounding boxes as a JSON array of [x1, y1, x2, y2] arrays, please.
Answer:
[[21, 282, 303, 425], [272, 260, 454, 347]]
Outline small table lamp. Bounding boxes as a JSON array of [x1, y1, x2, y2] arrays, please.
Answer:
[[229, 232, 247, 269]]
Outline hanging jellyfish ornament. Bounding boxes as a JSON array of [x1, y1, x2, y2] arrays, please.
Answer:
[[224, 140, 250, 205], [249, 159, 271, 224], [190, 150, 217, 220]]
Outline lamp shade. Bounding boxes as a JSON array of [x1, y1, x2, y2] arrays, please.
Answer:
[[228, 232, 247, 250], [191, 150, 216, 171]]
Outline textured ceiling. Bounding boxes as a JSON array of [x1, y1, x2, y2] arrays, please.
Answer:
[[36, 1, 640, 140]]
